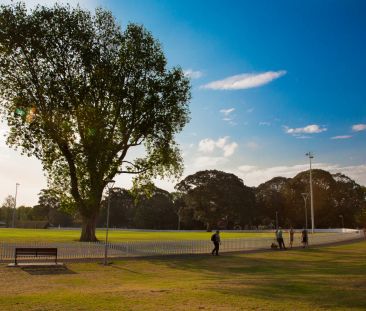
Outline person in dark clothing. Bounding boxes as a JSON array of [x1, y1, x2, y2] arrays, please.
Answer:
[[302, 229, 308, 248], [211, 230, 221, 256]]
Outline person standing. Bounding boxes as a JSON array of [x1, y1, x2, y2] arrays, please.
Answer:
[[276, 227, 286, 250], [289, 227, 295, 248], [301, 228, 308, 248], [211, 230, 221, 256]]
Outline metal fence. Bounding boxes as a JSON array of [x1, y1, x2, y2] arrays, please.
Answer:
[[0, 231, 363, 263]]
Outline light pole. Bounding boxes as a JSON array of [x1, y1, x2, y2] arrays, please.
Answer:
[[301, 193, 309, 230], [275, 211, 278, 230], [11, 183, 20, 228], [104, 179, 115, 266], [306, 152, 315, 233], [339, 215, 344, 229]]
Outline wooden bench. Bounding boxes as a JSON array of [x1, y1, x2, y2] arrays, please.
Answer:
[[14, 248, 58, 265]]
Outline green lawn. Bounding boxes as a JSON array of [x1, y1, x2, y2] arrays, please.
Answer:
[[0, 240, 365, 310], [0, 228, 276, 242]]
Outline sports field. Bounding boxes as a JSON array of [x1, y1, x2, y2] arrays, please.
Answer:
[[0, 228, 276, 242], [0, 240, 365, 310]]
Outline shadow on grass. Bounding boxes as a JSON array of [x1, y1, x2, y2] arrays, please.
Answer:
[[145, 242, 366, 309], [110, 264, 143, 274], [21, 265, 76, 275]]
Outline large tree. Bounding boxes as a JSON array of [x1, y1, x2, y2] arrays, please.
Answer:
[[176, 170, 255, 230], [0, 3, 190, 240]]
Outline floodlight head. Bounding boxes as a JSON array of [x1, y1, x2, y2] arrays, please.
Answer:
[[305, 152, 314, 158]]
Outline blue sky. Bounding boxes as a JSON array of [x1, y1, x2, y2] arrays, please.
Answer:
[[0, 0, 366, 205]]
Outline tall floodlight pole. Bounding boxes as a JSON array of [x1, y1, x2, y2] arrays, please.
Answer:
[[301, 193, 309, 230], [11, 183, 20, 228], [104, 179, 115, 266], [306, 152, 315, 233]]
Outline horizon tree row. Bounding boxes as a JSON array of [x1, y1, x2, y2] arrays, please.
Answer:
[[2, 169, 365, 231]]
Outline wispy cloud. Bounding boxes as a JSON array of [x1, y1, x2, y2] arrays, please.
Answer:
[[193, 156, 228, 168], [184, 69, 203, 79], [245, 141, 260, 150], [259, 121, 271, 126], [220, 108, 235, 117], [352, 124, 366, 132], [331, 135, 352, 140], [201, 70, 286, 90], [284, 124, 327, 135], [198, 136, 238, 157], [220, 108, 237, 125]]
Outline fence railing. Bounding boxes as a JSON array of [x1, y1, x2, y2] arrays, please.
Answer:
[[0, 231, 363, 263]]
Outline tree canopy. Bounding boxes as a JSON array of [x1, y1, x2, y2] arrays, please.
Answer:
[[176, 170, 255, 230], [0, 3, 190, 240]]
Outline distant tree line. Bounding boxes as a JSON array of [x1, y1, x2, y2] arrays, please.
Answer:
[[1, 169, 366, 229]]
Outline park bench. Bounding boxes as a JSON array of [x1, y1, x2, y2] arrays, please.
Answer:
[[14, 247, 58, 265]]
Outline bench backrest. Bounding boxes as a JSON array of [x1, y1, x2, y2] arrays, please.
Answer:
[[15, 248, 57, 256]]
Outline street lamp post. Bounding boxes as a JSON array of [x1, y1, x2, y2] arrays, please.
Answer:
[[339, 215, 344, 229], [104, 179, 115, 266], [11, 183, 20, 228], [306, 152, 315, 233], [301, 193, 309, 230]]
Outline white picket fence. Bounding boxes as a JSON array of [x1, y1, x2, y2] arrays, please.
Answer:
[[0, 231, 363, 263]]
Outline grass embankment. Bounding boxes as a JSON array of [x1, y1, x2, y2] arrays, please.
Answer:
[[0, 228, 276, 242], [0, 240, 365, 310]]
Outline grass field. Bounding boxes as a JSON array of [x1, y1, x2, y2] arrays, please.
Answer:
[[0, 240, 365, 310], [0, 228, 277, 242]]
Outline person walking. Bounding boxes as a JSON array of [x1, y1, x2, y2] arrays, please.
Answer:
[[276, 227, 286, 250], [301, 228, 308, 248], [289, 227, 295, 248], [211, 230, 221, 256]]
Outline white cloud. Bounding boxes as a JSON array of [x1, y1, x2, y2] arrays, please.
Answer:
[[0, 0, 101, 10], [198, 136, 238, 157], [198, 138, 216, 153], [235, 163, 366, 187], [220, 108, 235, 117], [201, 70, 286, 90], [284, 124, 327, 135], [183, 69, 203, 79], [331, 135, 352, 140], [352, 124, 366, 132]]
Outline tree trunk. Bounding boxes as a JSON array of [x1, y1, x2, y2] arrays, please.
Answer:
[[80, 214, 98, 242]]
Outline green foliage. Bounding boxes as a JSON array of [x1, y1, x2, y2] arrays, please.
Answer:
[[0, 3, 190, 240], [256, 169, 366, 228], [176, 170, 256, 230]]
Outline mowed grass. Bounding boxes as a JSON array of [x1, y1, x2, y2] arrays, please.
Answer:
[[0, 228, 276, 242], [0, 240, 365, 311]]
